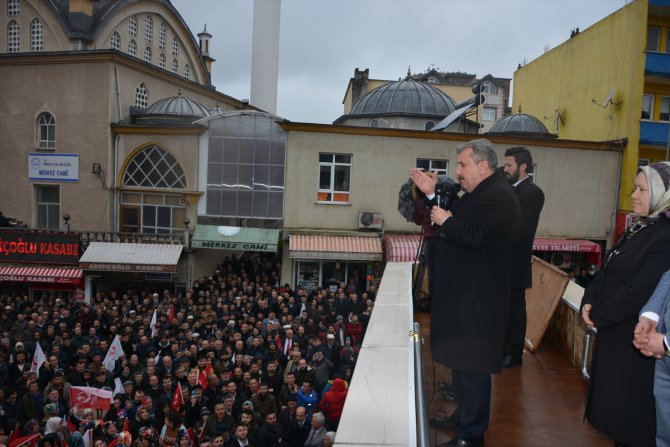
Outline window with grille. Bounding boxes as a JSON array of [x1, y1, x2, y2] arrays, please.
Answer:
[[8, 20, 19, 52], [159, 53, 165, 69], [8, 0, 19, 16], [184, 64, 190, 80], [144, 15, 152, 43], [159, 23, 166, 49], [128, 39, 137, 57], [120, 192, 186, 235], [123, 146, 186, 189], [172, 37, 178, 56], [37, 112, 55, 149], [129, 15, 137, 36], [416, 158, 448, 177], [318, 153, 351, 203], [172, 59, 178, 74], [30, 18, 42, 51], [483, 107, 497, 122], [111, 31, 120, 50], [144, 47, 152, 63], [135, 84, 149, 109], [36, 185, 60, 230]]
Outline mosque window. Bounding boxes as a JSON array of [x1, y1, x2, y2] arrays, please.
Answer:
[[159, 53, 165, 69], [36, 185, 60, 230], [135, 83, 149, 109], [172, 59, 178, 75], [144, 47, 152, 63], [37, 112, 56, 149], [172, 37, 179, 56], [30, 18, 42, 51], [416, 159, 448, 177], [8, 0, 19, 16], [159, 23, 166, 49], [129, 15, 137, 37], [144, 15, 152, 43], [111, 31, 120, 50], [123, 145, 186, 189], [318, 153, 351, 204], [184, 64, 190, 80], [128, 39, 137, 57], [8, 20, 19, 52]]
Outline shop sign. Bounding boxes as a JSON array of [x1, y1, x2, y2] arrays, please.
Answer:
[[80, 262, 176, 273], [0, 274, 80, 285], [0, 230, 80, 264], [193, 240, 274, 251], [28, 153, 80, 182]]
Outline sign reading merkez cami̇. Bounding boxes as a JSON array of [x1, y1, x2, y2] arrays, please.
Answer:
[[0, 230, 80, 264]]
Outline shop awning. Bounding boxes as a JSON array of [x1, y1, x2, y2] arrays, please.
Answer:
[[79, 242, 183, 273], [384, 235, 422, 263], [191, 226, 279, 252], [289, 235, 383, 261], [0, 266, 82, 285], [532, 238, 601, 253]]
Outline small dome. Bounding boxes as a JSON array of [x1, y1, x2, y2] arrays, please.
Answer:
[[144, 94, 211, 118], [348, 79, 456, 117], [486, 113, 556, 138]]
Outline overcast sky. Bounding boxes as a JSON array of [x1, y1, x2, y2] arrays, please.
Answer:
[[172, 0, 627, 124]]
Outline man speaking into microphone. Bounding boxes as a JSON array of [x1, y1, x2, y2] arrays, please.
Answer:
[[410, 138, 519, 447]]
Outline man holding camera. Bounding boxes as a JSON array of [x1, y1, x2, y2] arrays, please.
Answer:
[[410, 138, 520, 447], [501, 147, 545, 368]]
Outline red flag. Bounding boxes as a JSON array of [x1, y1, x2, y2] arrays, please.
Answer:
[[8, 422, 20, 444], [275, 332, 281, 349], [197, 365, 211, 389], [168, 304, 175, 323], [171, 382, 184, 411], [123, 417, 129, 433], [9, 434, 40, 447], [187, 428, 195, 445], [70, 386, 112, 411], [65, 415, 77, 434]]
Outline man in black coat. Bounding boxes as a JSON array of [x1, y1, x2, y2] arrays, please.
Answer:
[[501, 146, 545, 367], [411, 138, 520, 447]]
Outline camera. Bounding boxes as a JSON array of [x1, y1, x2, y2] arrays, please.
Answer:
[[435, 181, 461, 211]]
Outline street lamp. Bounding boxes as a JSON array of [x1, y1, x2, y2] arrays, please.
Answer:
[[63, 213, 70, 232]]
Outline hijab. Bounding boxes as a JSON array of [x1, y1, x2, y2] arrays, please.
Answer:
[[638, 161, 670, 220]]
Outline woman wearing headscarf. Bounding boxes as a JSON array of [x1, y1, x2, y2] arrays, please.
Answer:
[[581, 162, 670, 446]]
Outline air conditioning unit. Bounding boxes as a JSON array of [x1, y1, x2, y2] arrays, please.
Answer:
[[358, 211, 383, 230], [551, 252, 573, 269]]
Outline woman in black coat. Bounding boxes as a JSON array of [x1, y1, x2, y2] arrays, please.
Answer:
[[581, 162, 670, 447]]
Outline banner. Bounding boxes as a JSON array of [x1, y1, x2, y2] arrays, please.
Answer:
[[0, 230, 80, 265], [70, 386, 112, 410], [30, 343, 45, 377], [103, 335, 123, 372]]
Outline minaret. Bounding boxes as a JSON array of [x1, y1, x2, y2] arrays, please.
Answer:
[[250, 0, 281, 114], [197, 25, 215, 83]]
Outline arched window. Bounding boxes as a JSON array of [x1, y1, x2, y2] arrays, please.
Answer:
[[129, 15, 137, 37], [123, 146, 186, 189], [37, 112, 56, 149], [368, 119, 380, 128], [128, 39, 137, 57], [111, 31, 120, 50], [172, 59, 178, 75], [159, 23, 166, 49], [8, 20, 19, 52], [172, 36, 178, 56], [424, 120, 435, 131], [7, 0, 19, 16], [184, 64, 190, 80], [144, 47, 152, 63], [135, 83, 148, 109], [144, 15, 152, 43], [158, 53, 165, 69], [30, 18, 42, 51]]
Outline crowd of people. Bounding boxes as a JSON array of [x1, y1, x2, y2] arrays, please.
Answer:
[[0, 253, 374, 446]]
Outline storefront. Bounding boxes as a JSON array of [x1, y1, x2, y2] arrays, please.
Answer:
[[0, 229, 82, 298], [79, 242, 184, 297], [532, 237, 603, 272], [289, 234, 383, 292]]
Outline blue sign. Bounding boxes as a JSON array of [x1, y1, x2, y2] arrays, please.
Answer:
[[28, 153, 79, 182]]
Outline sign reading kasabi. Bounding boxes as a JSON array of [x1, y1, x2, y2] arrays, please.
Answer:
[[79, 262, 176, 273], [0, 230, 80, 264]]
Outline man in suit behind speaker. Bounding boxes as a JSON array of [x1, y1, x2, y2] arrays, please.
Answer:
[[501, 147, 545, 368]]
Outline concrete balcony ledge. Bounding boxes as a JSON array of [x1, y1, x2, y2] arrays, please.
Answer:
[[335, 262, 417, 447], [645, 51, 670, 77], [639, 120, 670, 146]]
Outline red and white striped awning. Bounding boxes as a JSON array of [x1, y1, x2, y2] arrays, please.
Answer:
[[0, 266, 82, 285], [384, 235, 422, 263], [289, 235, 383, 261]]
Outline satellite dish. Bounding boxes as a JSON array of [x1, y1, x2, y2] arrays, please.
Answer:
[[604, 88, 614, 107]]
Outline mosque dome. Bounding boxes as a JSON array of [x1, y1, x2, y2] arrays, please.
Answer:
[[345, 79, 456, 118], [143, 93, 211, 118], [486, 113, 556, 138]]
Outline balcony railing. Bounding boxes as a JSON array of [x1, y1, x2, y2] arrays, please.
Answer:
[[639, 120, 670, 146], [79, 231, 188, 250], [645, 51, 670, 77]]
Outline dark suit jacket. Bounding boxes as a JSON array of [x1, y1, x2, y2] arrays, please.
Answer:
[[581, 217, 670, 446], [510, 177, 544, 289], [433, 170, 520, 373]]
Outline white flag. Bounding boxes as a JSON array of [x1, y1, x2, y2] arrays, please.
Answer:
[[30, 343, 45, 377], [82, 428, 93, 447], [150, 309, 158, 337], [112, 377, 124, 402], [103, 335, 123, 372]]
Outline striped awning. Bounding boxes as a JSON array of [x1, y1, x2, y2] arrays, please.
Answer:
[[384, 235, 422, 263], [80, 242, 183, 273], [0, 266, 82, 285], [289, 235, 383, 261]]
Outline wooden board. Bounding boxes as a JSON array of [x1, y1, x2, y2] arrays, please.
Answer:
[[525, 256, 570, 352]]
